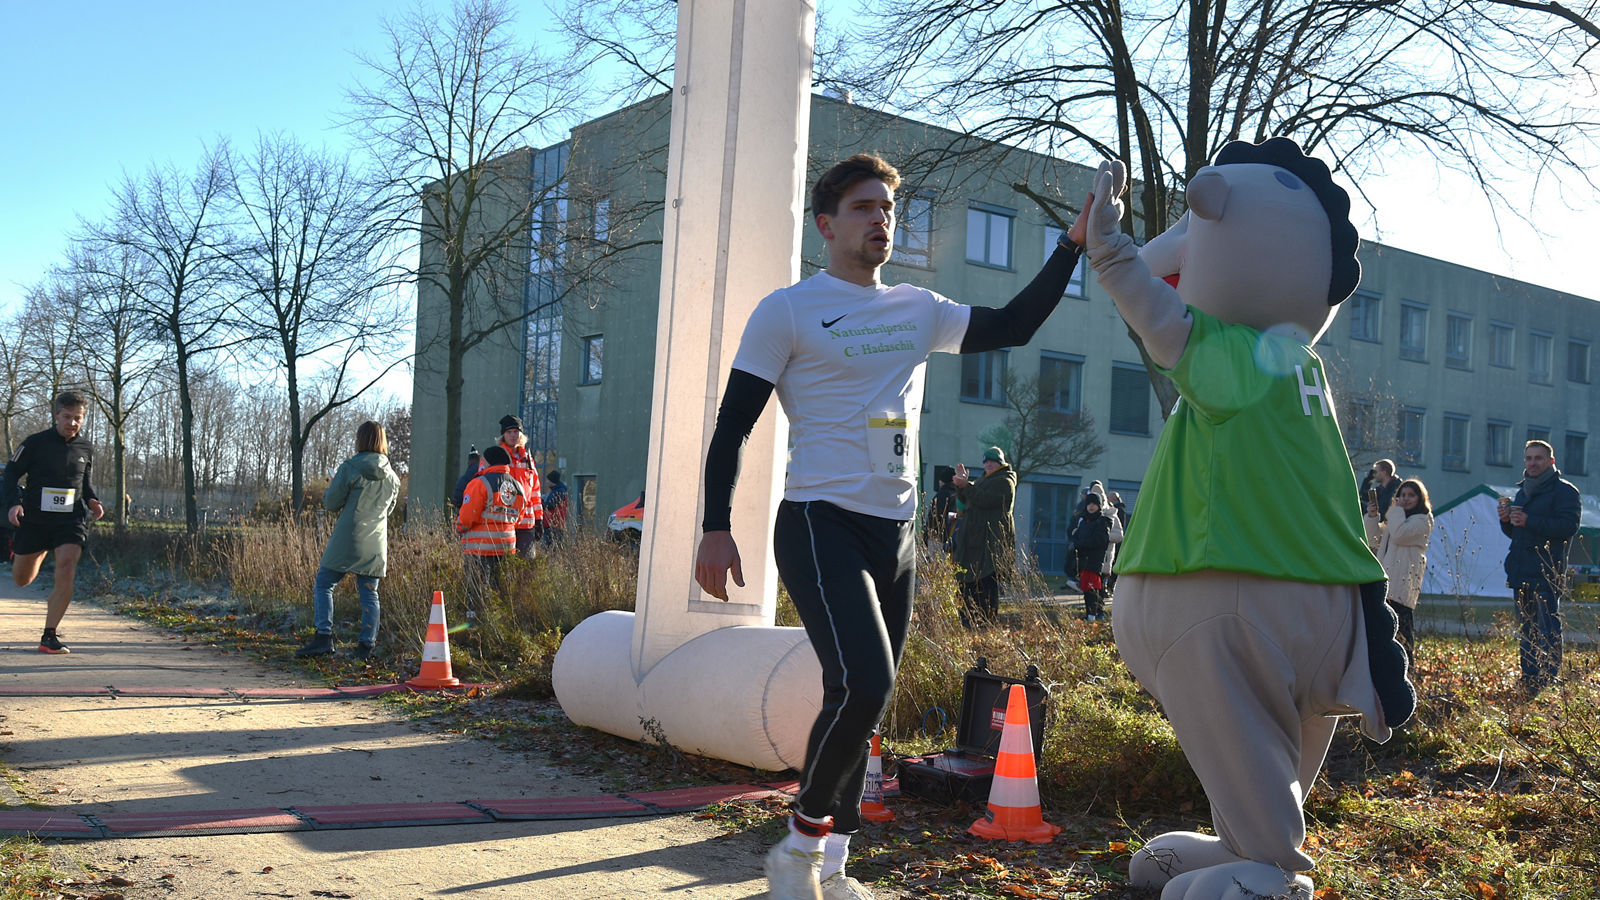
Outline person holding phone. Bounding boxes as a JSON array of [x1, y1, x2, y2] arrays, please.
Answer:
[[1365, 479, 1433, 664]]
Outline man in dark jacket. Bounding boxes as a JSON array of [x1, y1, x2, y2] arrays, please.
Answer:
[[953, 447, 1017, 627], [1358, 459, 1402, 519], [924, 467, 958, 552], [1498, 440, 1582, 697], [451, 447, 481, 512]]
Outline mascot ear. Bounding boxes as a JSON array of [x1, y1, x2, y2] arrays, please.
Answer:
[[1186, 169, 1229, 221]]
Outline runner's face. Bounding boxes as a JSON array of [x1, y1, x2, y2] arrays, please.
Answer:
[[820, 179, 894, 271], [54, 405, 85, 439]]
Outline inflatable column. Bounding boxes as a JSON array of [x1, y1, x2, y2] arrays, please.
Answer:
[[552, 0, 822, 770]]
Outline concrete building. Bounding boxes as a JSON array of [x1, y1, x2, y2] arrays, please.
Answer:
[[411, 93, 1598, 573]]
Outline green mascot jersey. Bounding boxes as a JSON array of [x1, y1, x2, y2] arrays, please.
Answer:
[[1118, 307, 1385, 584]]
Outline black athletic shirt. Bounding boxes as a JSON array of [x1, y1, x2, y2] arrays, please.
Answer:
[[4, 427, 98, 522]]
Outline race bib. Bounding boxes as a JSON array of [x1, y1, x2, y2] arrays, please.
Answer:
[[41, 487, 75, 513], [867, 414, 912, 477]]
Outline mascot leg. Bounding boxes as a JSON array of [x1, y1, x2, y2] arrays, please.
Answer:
[[1117, 573, 1367, 899]]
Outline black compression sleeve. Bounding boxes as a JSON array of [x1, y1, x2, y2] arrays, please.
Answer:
[[960, 240, 1083, 354], [701, 368, 776, 532]]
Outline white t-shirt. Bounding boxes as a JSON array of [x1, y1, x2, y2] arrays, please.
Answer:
[[731, 270, 971, 520]]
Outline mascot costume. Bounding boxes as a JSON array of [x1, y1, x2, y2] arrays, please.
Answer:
[[1083, 138, 1415, 899]]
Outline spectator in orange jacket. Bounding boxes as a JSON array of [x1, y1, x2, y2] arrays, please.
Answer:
[[482, 415, 544, 558], [458, 444, 523, 617]]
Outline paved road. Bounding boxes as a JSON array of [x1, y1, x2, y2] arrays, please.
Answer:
[[0, 574, 788, 899]]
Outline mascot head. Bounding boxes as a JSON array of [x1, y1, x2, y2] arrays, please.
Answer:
[[1138, 137, 1361, 344]]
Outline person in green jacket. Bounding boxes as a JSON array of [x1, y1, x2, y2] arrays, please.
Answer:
[[952, 446, 1018, 627], [296, 421, 402, 660]]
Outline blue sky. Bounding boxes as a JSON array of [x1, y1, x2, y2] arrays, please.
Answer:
[[1, 0, 1594, 350]]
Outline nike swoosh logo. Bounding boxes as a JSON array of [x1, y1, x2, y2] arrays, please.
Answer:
[[821, 315, 847, 328]]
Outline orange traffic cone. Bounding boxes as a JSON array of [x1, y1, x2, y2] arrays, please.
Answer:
[[968, 683, 1058, 843], [860, 732, 894, 822], [406, 591, 461, 689]]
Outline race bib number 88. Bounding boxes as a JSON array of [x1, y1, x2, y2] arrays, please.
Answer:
[[41, 487, 76, 512], [867, 414, 912, 477]]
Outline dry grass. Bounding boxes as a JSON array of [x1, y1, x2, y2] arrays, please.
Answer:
[[82, 521, 1600, 897]]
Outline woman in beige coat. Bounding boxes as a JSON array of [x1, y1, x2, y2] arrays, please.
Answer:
[[1365, 478, 1433, 664]]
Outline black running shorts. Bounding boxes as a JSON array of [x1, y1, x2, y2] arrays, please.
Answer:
[[11, 517, 88, 556]]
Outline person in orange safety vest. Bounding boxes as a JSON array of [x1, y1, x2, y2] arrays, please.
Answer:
[[480, 415, 544, 558], [458, 444, 524, 615]]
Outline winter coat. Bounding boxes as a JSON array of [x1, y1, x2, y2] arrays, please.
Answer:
[[479, 439, 543, 529], [1068, 509, 1120, 570], [319, 452, 401, 578], [953, 464, 1017, 583], [1501, 469, 1582, 589], [1364, 505, 1433, 609], [457, 464, 525, 557]]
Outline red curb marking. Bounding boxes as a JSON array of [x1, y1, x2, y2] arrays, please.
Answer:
[[98, 808, 304, 833], [625, 784, 780, 809], [474, 796, 654, 818], [293, 802, 493, 826], [231, 687, 346, 699], [333, 684, 409, 697], [109, 687, 233, 698], [0, 811, 97, 833], [762, 780, 801, 794]]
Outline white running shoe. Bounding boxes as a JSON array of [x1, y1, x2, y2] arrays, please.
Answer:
[[764, 842, 823, 900], [820, 872, 875, 899]]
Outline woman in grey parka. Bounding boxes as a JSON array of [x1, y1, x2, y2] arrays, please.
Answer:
[[295, 421, 402, 660]]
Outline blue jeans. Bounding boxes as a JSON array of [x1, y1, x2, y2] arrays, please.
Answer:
[[1513, 582, 1562, 693], [313, 566, 381, 645]]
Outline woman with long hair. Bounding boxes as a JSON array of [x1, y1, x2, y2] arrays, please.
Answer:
[[295, 421, 402, 660], [1365, 477, 1434, 664]]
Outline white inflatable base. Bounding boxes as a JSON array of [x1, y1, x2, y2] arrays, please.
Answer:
[[552, 610, 821, 771]]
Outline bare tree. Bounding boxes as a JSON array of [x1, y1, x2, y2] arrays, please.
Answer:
[[344, 0, 583, 504], [19, 273, 87, 406], [976, 370, 1106, 482], [88, 145, 241, 533], [841, 0, 1600, 416], [0, 318, 37, 456], [226, 132, 404, 509], [68, 239, 170, 532]]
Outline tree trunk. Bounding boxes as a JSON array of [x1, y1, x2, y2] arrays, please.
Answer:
[[442, 267, 468, 507], [175, 348, 200, 534]]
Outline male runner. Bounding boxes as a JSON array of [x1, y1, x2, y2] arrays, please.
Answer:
[[6, 391, 104, 654], [694, 154, 1088, 900]]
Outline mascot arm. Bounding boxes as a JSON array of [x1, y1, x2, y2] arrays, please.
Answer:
[[1085, 160, 1192, 370]]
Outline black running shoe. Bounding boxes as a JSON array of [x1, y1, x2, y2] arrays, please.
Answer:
[[38, 632, 70, 654]]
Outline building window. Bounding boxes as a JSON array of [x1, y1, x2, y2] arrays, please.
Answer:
[[1399, 301, 1428, 361], [961, 350, 1008, 404], [895, 193, 934, 268], [1486, 420, 1512, 467], [531, 190, 568, 273], [1348, 290, 1380, 342], [1397, 407, 1425, 466], [594, 196, 610, 243], [1528, 425, 1551, 445], [1028, 480, 1080, 575], [1442, 414, 1470, 471], [1566, 433, 1588, 476], [1568, 338, 1590, 384], [1445, 313, 1472, 369], [581, 334, 604, 385], [1345, 398, 1377, 451], [1044, 226, 1089, 297], [1110, 361, 1151, 436], [966, 203, 1014, 269], [1106, 479, 1141, 515], [1530, 331, 1553, 383], [1489, 320, 1514, 368], [1039, 352, 1084, 415]]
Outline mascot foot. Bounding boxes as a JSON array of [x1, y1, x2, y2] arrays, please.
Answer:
[[1161, 861, 1312, 900], [1129, 833, 1246, 890]]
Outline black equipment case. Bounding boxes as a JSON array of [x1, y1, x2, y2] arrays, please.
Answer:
[[895, 659, 1049, 805]]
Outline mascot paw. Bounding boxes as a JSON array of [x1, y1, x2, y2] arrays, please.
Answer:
[[1129, 832, 1245, 889], [1161, 861, 1312, 900]]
